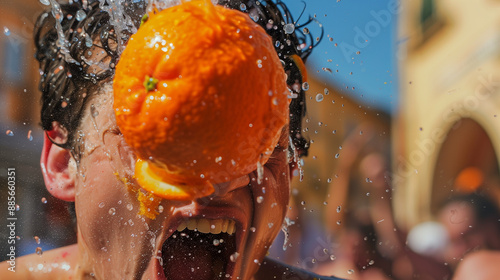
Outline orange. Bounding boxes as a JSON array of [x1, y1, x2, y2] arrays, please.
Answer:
[[113, 0, 289, 200]]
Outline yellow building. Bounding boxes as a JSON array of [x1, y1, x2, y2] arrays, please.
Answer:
[[394, 0, 500, 228]]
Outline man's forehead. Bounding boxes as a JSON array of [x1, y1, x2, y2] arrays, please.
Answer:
[[81, 83, 115, 127]]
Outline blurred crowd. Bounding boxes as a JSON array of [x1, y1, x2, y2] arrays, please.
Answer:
[[269, 124, 500, 280]]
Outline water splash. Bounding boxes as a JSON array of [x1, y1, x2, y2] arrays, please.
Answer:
[[281, 217, 295, 251], [98, 0, 137, 54], [256, 154, 264, 185], [289, 135, 304, 182], [49, 0, 78, 64]]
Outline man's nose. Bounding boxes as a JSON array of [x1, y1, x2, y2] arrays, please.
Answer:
[[210, 175, 250, 198]]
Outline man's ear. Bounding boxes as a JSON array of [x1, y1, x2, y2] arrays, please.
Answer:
[[40, 126, 76, 202]]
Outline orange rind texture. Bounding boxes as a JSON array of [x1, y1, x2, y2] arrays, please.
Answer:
[[113, 0, 289, 200]]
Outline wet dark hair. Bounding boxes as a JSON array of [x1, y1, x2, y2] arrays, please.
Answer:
[[35, 0, 320, 157]]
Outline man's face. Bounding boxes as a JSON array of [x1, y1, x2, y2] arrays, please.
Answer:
[[72, 86, 291, 279]]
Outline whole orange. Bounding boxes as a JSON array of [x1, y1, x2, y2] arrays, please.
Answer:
[[113, 0, 289, 200]]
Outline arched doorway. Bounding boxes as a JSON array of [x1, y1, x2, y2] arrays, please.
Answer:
[[431, 118, 500, 214]]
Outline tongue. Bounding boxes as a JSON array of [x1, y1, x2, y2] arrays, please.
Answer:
[[162, 231, 228, 280]]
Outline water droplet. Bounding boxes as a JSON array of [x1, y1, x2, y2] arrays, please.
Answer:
[[109, 208, 116, 215], [324, 88, 330, 95], [322, 67, 333, 73], [3, 27, 10, 36], [256, 196, 264, 203], [268, 223, 274, 228], [90, 104, 99, 117], [41, 197, 47, 204], [75, 10, 86, 21], [36, 247, 43, 255], [300, 201, 306, 206], [127, 204, 133, 211], [34, 236, 40, 244], [213, 239, 221, 246], [250, 227, 256, 232], [347, 269, 354, 275], [335, 153, 340, 158], [302, 27, 309, 34], [330, 255, 336, 261], [39, 0, 50, 5], [6, 130, 14, 136], [239, 3, 247, 11], [85, 33, 92, 47], [302, 82, 310, 91], [327, 178, 332, 183], [368, 260, 375, 265], [98, 202, 105, 208], [272, 97, 279, 105], [283, 23, 295, 34], [230, 252, 239, 262], [256, 157, 264, 184], [128, 218, 133, 225], [336, 206, 341, 213], [27, 130, 33, 141], [316, 94, 324, 102], [158, 205, 164, 213], [15, 204, 20, 211], [332, 130, 337, 134], [336, 220, 342, 225]]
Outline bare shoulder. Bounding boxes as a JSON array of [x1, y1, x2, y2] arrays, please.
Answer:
[[453, 250, 500, 280], [255, 257, 346, 280], [0, 244, 79, 280]]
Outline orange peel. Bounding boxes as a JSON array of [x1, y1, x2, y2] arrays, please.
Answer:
[[113, 0, 289, 201]]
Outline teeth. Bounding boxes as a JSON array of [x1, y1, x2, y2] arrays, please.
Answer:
[[177, 221, 186, 232], [227, 220, 236, 235], [187, 219, 197, 231], [222, 220, 229, 233], [175, 218, 236, 235], [211, 220, 222, 234], [197, 219, 211, 233]]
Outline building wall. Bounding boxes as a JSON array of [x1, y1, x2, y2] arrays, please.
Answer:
[[394, 0, 500, 228]]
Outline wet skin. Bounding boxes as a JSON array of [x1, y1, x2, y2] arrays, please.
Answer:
[[11, 86, 291, 280]]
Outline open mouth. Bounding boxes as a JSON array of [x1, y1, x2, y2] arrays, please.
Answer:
[[160, 218, 238, 280]]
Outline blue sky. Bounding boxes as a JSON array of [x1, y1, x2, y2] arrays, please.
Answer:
[[287, 0, 399, 114]]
